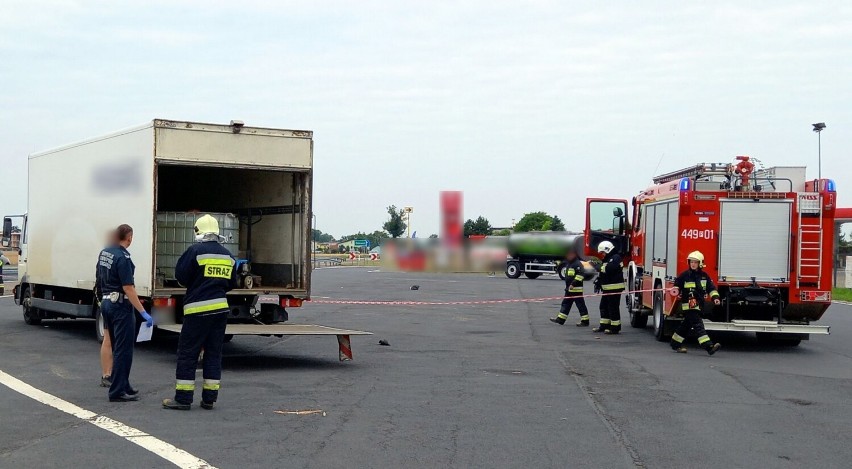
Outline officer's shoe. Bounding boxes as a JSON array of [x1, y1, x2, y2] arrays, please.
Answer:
[[162, 398, 191, 410], [127, 387, 139, 396], [200, 401, 215, 410], [592, 326, 608, 333], [576, 320, 589, 327], [549, 317, 565, 325], [604, 329, 620, 335], [706, 343, 721, 356], [109, 394, 140, 402], [100, 375, 112, 387], [676, 347, 688, 353]]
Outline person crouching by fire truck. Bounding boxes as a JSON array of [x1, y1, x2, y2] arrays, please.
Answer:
[[593, 241, 624, 334], [550, 249, 590, 327], [670, 251, 722, 355]]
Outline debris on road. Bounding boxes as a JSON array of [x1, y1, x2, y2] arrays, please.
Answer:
[[274, 409, 326, 416], [379, 340, 390, 346]]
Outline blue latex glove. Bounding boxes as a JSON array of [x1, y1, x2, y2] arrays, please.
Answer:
[[140, 310, 154, 327]]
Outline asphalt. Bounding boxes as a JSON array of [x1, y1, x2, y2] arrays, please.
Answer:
[[1, 267, 852, 468]]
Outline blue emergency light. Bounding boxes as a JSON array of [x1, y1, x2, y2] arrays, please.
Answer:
[[679, 177, 691, 191]]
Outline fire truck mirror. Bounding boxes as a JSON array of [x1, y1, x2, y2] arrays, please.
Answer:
[[612, 207, 623, 217]]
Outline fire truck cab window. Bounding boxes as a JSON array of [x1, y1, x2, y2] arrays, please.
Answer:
[[589, 201, 627, 234]]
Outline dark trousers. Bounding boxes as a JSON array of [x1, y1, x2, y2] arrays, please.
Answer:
[[560, 292, 589, 317], [175, 312, 228, 405], [599, 289, 623, 332], [103, 299, 135, 399], [671, 309, 713, 349]]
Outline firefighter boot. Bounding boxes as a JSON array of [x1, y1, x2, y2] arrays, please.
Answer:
[[162, 398, 191, 411], [576, 315, 590, 327], [549, 312, 568, 325], [671, 333, 687, 353], [705, 342, 721, 356], [592, 319, 610, 333]]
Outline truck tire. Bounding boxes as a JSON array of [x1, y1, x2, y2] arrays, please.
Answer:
[[506, 262, 522, 279], [22, 287, 41, 326], [524, 272, 541, 279], [652, 289, 668, 341], [628, 269, 648, 328], [557, 264, 567, 281], [95, 306, 105, 343]]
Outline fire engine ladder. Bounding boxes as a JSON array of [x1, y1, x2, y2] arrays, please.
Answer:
[[796, 193, 823, 289]]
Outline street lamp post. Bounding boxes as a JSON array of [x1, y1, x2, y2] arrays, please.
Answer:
[[312, 213, 317, 263], [404, 207, 414, 238], [812, 122, 826, 181]]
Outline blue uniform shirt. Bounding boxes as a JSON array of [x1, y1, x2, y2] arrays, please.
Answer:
[[97, 246, 135, 294]]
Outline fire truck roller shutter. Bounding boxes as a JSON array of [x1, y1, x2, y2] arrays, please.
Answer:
[[718, 200, 792, 282]]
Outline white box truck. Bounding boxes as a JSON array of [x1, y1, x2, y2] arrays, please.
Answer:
[[3, 119, 368, 359]]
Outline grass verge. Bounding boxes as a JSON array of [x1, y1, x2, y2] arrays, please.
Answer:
[[832, 288, 852, 302]]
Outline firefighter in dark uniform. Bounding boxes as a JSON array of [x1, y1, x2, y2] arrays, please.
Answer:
[[97, 224, 153, 402], [593, 241, 624, 334], [163, 215, 237, 410], [670, 251, 722, 355], [550, 249, 590, 326]]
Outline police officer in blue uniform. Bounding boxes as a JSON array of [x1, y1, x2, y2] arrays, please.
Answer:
[[163, 215, 237, 410], [97, 224, 153, 402]]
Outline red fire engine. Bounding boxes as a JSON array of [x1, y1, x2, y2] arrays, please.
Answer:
[[584, 157, 835, 345]]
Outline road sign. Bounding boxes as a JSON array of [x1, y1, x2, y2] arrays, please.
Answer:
[[369, 253, 379, 261], [354, 239, 370, 247], [348, 252, 356, 260]]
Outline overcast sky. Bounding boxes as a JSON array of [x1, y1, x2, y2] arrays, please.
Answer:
[[1, 0, 850, 238]]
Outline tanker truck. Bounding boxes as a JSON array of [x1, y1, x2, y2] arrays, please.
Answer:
[[505, 232, 596, 280]]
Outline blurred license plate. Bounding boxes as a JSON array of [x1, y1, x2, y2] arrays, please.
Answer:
[[257, 295, 278, 304]]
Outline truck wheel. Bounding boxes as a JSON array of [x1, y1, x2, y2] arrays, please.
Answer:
[[628, 271, 648, 328], [557, 264, 567, 281], [506, 262, 522, 279], [22, 287, 41, 326], [95, 306, 105, 343], [524, 273, 541, 279], [652, 289, 667, 341]]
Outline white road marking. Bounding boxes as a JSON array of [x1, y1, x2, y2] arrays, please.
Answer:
[[0, 369, 216, 469]]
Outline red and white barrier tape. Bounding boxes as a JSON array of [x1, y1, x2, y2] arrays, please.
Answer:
[[308, 287, 676, 306]]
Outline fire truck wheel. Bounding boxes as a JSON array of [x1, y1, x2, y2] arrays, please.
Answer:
[[524, 273, 541, 279], [652, 289, 668, 341], [557, 264, 567, 280], [505, 262, 522, 279]]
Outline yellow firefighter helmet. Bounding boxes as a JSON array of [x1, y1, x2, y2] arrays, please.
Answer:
[[194, 214, 220, 235]]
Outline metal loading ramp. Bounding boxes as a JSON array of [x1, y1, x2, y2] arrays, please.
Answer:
[[156, 324, 373, 361]]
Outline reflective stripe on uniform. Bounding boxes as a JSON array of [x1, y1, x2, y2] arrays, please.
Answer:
[[568, 286, 584, 293], [567, 269, 576, 276], [672, 333, 685, 343], [202, 379, 220, 391], [184, 298, 229, 315], [573, 275, 584, 282], [684, 282, 696, 288], [600, 319, 611, 325], [601, 283, 625, 291], [196, 254, 235, 266], [610, 320, 621, 326], [176, 379, 195, 391], [682, 303, 699, 310], [710, 291, 720, 298], [698, 335, 711, 344], [580, 315, 590, 321], [557, 313, 568, 320]]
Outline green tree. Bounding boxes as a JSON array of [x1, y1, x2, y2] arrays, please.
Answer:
[[493, 229, 511, 236], [464, 216, 493, 236], [549, 215, 566, 231], [513, 212, 552, 232], [383, 205, 407, 238], [312, 229, 335, 243], [514, 212, 567, 232], [339, 231, 390, 250]]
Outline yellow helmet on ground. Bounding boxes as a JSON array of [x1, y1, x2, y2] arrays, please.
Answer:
[[194, 214, 220, 236], [687, 250, 705, 268]]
